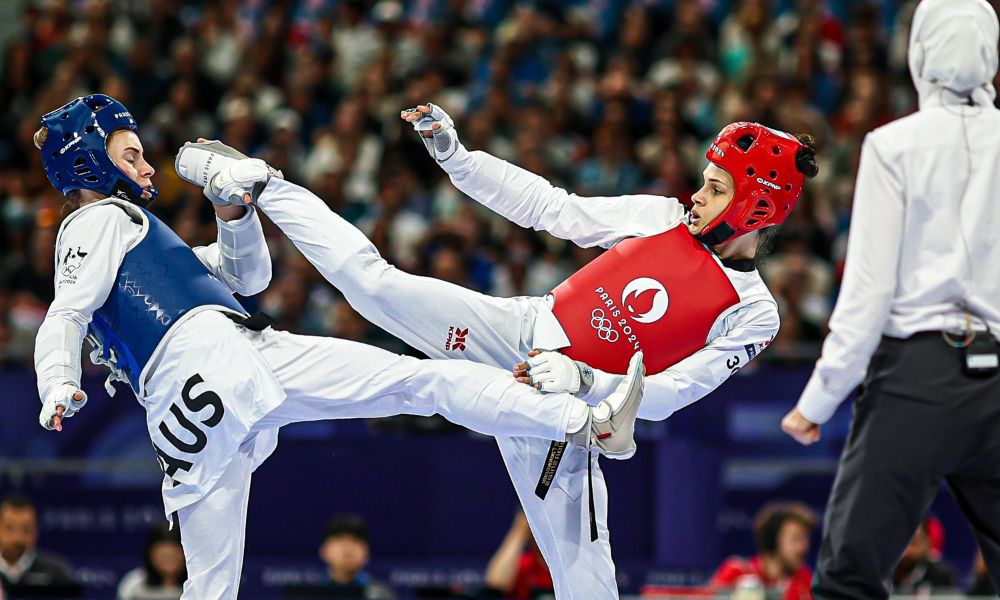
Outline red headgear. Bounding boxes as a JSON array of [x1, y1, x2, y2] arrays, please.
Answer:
[[697, 122, 806, 245]]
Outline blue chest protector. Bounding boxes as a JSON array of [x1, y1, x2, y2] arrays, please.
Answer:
[[88, 205, 248, 395]]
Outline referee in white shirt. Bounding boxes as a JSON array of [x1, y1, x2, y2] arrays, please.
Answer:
[[780, 1, 1000, 598]]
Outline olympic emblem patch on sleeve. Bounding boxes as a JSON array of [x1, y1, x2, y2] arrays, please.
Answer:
[[58, 246, 89, 286]]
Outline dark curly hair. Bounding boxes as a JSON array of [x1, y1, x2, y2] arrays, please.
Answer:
[[794, 133, 819, 178], [753, 502, 817, 555]]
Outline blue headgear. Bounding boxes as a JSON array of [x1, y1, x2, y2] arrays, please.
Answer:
[[39, 94, 157, 204]]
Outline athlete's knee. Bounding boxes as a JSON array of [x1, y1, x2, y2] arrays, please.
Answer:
[[352, 253, 408, 297], [403, 359, 469, 416]]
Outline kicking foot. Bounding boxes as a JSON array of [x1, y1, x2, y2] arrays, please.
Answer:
[[174, 140, 282, 205], [570, 351, 645, 459]]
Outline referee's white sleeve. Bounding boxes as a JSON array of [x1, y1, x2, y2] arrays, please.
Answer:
[[797, 135, 905, 424]]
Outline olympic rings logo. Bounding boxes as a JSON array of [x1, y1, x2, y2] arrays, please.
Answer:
[[590, 309, 619, 343]]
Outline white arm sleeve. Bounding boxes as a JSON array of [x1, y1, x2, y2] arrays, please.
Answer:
[[34, 205, 134, 405], [796, 135, 905, 424], [441, 146, 686, 248], [580, 300, 780, 420], [192, 206, 272, 297]]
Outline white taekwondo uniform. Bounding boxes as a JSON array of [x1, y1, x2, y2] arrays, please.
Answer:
[[33, 198, 593, 598], [255, 148, 780, 599]]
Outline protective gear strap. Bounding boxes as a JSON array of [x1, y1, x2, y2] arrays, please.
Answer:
[[575, 361, 595, 395]]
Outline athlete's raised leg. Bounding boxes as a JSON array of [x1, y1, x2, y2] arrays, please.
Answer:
[[247, 327, 644, 459], [262, 177, 534, 366], [249, 181, 622, 597], [247, 327, 578, 440], [176, 143, 627, 599]]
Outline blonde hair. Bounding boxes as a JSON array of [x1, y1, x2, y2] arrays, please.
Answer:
[[33, 126, 48, 150]]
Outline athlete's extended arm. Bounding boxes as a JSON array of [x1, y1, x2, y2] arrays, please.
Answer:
[[34, 205, 133, 430], [191, 206, 271, 296], [402, 104, 684, 248], [522, 301, 779, 420]]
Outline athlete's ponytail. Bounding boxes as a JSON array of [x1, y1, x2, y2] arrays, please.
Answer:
[[794, 134, 819, 178], [33, 127, 47, 150]]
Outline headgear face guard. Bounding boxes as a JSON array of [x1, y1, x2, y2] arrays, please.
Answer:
[[39, 94, 157, 204], [697, 122, 805, 246]]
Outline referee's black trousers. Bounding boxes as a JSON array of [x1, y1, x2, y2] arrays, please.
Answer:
[[814, 333, 1000, 600]]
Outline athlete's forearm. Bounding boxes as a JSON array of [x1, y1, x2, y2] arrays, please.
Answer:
[[211, 206, 271, 296], [442, 147, 682, 248], [580, 367, 678, 421], [34, 310, 86, 401], [442, 145, 557, 226], [581, 302, 780, 421]]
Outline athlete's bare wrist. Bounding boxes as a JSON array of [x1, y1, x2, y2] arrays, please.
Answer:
[[214, 204, 249, 222]]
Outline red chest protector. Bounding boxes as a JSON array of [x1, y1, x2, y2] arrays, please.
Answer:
[[550, 226, 740, 375]]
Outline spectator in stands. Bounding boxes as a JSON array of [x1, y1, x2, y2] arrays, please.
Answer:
[[484, 511, 553, 600], [891, 519, 957, 596], [317, 514, 394, 600], [0, 493, 76, 592], [707, 502, 816, 600], [0, 0, 923, 370], [117, 523, 186, 600], [968, 549, 997, 597]]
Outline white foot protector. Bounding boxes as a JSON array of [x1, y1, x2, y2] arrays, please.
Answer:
[[571, 351, 645, 460], [175, 140, 282, 205]]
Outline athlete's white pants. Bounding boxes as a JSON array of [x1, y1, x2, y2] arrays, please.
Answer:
[[167, 314, 582, 598], [257, 179, 619, 599]]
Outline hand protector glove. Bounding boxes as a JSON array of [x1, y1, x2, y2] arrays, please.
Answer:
[[212, 158, 275, 206], [39, 383, 88, 430], [405, 103, 462, 163], [526, 351, 595, 394]]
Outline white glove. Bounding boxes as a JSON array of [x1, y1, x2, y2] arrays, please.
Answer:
[[212, 158, 275, 206], [402, 103, 463, 163], [525, 351, 596, 394], [39, 383, 88, 430]]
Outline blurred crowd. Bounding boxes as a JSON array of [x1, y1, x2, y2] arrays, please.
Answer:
[[4, 492, 996, 599], [3, 4, 999, 598], [0, 0, 954, 368]]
